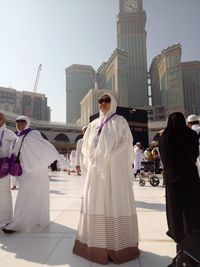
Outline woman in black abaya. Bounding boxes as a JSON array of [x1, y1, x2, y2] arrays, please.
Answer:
[[159, 112, 200, 261]]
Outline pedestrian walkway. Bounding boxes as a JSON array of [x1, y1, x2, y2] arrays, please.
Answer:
[[0, 172, 175, 267]]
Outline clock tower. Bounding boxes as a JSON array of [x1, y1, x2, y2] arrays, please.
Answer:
[[117, 0, 148, 108]]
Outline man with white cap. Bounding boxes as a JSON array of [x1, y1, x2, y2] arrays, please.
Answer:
[[75, 126, 87, 196], [2, 115, 60, 233], [75, 125, 87, 176], [187, 114, 200, 176], [0, 113, 16, 227], [187, 114, 200, 132]]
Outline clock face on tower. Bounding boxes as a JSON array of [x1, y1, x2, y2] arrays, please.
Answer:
[[124, 0, 138, 13]]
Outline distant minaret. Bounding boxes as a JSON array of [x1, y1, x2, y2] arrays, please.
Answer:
[[117, 0, 148, 108]]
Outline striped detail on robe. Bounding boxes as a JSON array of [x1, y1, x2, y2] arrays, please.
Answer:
[[73, 212, 139, 264]]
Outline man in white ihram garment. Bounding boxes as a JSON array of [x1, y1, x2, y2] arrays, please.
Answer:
[[75, 125, 87, 194], [75, 125, 87, 176], [2, 115, 60, 233], [187, 114, 200, 176], [73, 93, 139, 264], [69, 149, 76, 172], [133, 142, 143, 177], [0, 113, 16, 227]]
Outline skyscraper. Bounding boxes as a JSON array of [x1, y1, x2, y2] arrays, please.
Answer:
[[96, 49, 128, 107], [0, 87, 50, 121], [117, 0, 148, 108], [65, 64, 95, 123], [150, 43, 185, 117]]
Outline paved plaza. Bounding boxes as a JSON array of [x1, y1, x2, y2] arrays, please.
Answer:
[[0, 172, 175, 267]]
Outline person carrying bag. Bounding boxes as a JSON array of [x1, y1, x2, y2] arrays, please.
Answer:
[[9, 133, 28, 177]]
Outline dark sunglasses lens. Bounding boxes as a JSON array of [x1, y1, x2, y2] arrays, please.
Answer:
[[98, 97, 111, 104], [16, 120, 26, 123], [104, 98, 111, 103]]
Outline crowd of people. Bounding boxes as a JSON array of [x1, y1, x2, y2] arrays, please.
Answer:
[[133, 140, 163, 178], [1, 93, 200, 266]]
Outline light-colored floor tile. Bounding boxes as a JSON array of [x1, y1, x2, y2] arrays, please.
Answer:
[[42, 221, 76, 234], [43, 238, 91, 267], [0, 233, 29, 262], [139, 241, 176, 267], [137, 211, 169, 240], [136, 198, 166, 212], [50, 198, 76, 210], [49, 210, 80, 231], [0, 236, 60, 267], [49, 211, 62, 221], [2, 172, 175, 267], [92, 259, 140, 267]]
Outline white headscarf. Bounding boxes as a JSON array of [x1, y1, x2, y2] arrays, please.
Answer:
[[99, 92, 117, 124], [82, 92, 118, 167], [16, 115, 31, 132]]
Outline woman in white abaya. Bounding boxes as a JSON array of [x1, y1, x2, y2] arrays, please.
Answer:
[[0, 113, 16, 227], [3, 116, 59, 233], [73, 93, 139, 264]]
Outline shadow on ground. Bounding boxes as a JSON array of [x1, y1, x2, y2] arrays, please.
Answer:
[[136, 200, 166, 211]]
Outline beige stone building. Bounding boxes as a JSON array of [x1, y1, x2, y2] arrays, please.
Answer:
[[149, 43, 185, 118], [0, 87, 50, 121], [150, 44, 200, 118], [158, 43, 185, 115], [181, 61, 200, 116], [96, 49, 128, 107]]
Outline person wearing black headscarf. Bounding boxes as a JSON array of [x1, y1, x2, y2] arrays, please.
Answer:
[[159, 112, 200, 253]]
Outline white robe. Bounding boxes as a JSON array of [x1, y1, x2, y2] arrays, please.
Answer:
[[56, 154, 71, 171], [133, 145, 143, 174], [191, 124, 200, 176], [69, 150, 76, 171], [0, 124, 16, 226], [75, 138, 83, 169], [73, 113, 139, 263], [6, 130, 59, 231], [11, 176, 19, 187], [75, 138, 87, 190]]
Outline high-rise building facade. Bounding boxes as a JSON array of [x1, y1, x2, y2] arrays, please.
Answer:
[[65, 64, 95, 123], [0, 87, 50, 121], [150, 44, 200, 118], [21, 91, 50, 121], [96, 49, 128, 107], [117, 0, 148, 108], [158, 43, 184, 115], [149, 56, 162, 106], [0, 87, 16, 113], [181, 61, 200, 116]]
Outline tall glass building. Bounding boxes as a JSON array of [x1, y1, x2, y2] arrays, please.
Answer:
[[117, 0, 148, 108], [181, 61, 200, 116], [65, 64, 95, 123]]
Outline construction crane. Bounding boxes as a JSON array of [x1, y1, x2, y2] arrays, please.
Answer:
[[33, 64, 42, 93]]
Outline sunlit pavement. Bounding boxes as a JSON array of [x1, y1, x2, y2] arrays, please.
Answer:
[[0, 172, 175, 267]]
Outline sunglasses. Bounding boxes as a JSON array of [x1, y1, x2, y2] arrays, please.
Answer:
[[16, 120, 26, 123], [98, 97, 111, 104]]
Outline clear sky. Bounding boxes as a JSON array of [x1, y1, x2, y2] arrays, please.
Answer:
[[0, 0, 199, 122]]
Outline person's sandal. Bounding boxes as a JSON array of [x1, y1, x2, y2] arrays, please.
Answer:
[[2, 228, 15, 234], [2, 224, 15, 234]]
